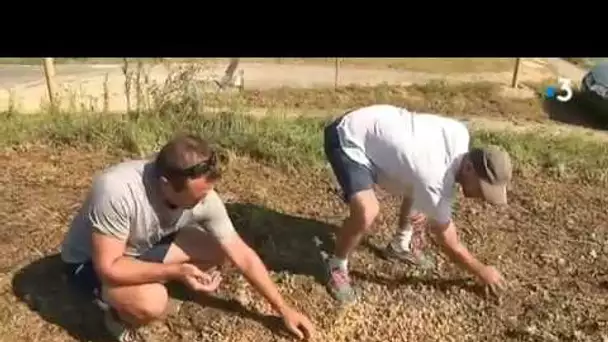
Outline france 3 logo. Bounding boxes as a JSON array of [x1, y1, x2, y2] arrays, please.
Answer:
[[545, 77, 573, 102]]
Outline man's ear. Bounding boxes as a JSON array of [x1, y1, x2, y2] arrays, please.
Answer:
[[463, 158, 476, 175], [159, 176, 171, 188]]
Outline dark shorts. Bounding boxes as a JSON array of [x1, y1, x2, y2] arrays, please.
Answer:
[[63, 233, 177, 302], [324, 114, 375, 203]]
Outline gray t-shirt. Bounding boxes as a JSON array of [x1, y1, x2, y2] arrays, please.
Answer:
[[61, 159, 237, 264]]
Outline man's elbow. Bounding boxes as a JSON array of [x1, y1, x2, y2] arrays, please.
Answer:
[[94, 260, 122, 286]]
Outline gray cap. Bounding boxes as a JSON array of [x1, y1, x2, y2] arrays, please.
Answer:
[[468, 145, 513, 205]]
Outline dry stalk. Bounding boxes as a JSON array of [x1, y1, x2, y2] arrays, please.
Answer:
[[7, 88, 16, 116], [122, 58, 134, 113], [102, 73, 110, 113], [135, 59, 144, 113]]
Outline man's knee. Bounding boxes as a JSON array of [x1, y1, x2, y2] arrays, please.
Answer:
[[348, 190, 380, 232], [195, 250, 229, 273], [103, 283, 169, 324], [166, 228, 228, 268]]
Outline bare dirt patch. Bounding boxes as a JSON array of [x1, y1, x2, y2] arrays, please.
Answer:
[[2, 146, 607, 341], [248, 58, 518, 74]]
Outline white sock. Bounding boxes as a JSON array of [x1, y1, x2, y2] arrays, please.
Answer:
[[329, 256, 348, 270], [392, 226, 414, 251]]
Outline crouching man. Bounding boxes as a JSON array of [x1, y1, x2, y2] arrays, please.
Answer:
[[323, 104, 513, 305], [60, 134, 315, 341]]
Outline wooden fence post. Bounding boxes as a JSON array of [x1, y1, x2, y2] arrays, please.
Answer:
[[334, 58, 340, 90], [511, 58, 522, 88], [42, 58, 57, 107]]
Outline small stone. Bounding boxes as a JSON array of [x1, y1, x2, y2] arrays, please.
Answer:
[[558, 258, 566, 266], [525, 325, 538, 335], [590, 249, 598, 259]]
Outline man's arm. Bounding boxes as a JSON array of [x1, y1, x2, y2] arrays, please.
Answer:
[[429, 219, 486, 277], [88, 178, 181, 287], [92, 232, 182, 287], [219, 236, 291, 315], [195, 192, 292, 314]]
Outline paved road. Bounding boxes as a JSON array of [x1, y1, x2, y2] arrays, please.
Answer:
[[545, 58, 588, 83], [0, 64, 117, 89], [0, 65, 46, 88]]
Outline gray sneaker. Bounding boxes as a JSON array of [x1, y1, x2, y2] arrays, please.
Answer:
[[383, 230, 436, 270], [326, 265, 356, 305], [384, 241, 436, 271], [383, 241, 421, 265], [103, 309, 140, 342]]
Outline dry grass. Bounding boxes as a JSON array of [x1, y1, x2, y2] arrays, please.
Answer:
[[205, 82, 545, 122], [1, 63, 608, 341], [0, 58, 516, 73]]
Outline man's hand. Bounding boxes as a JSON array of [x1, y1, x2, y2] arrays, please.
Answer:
[[218, 236, 317, 339], [477, 265, 506, 294], [178, 263, 222, 293], [281, 306, 315, 340]]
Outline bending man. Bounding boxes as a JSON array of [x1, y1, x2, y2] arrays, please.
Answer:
[[323, 104, 512, 304]]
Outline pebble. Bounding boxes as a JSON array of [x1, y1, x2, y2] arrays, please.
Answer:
[[590, 249, 598, 259], [525, 325, 538, 335], [558, 258, 566, 266]]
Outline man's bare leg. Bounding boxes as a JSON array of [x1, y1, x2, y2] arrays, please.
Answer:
[[385, 197, 433, 267], [101, 228, 226, 340], [327, 189, 379, 304], [397, 196, 415, 239], [384, 196, 420, 263]]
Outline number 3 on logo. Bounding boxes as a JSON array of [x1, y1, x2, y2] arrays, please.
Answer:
[[556, 77, 573, 102]]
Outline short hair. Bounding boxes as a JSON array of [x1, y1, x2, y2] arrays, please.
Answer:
[[154, 134, 221, 191]]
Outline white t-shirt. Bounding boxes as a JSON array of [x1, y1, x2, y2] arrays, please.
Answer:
[[336, 104, 470, 224]]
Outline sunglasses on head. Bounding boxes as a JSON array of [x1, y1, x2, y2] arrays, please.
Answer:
[[168, 152, 217, 178]]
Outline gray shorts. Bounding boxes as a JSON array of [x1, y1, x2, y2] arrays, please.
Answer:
[[323, 115, 375, 203]]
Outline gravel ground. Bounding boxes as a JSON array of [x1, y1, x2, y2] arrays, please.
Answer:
[[1, 147, 606, 342]]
